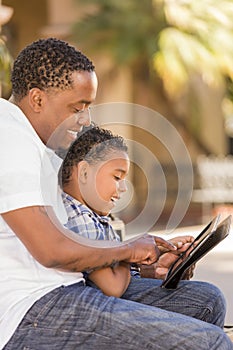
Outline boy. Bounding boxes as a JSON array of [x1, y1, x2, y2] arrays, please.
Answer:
[[60, 126, 132, 297]]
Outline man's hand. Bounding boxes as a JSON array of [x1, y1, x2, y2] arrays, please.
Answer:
[[125, 234, 177, 265], [140, 235, 196, 280]]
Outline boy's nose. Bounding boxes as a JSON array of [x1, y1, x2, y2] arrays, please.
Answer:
[[119, 180, 127, 193]]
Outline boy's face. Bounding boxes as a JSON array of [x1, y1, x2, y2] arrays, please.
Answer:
[[80, 150, 129, 216]]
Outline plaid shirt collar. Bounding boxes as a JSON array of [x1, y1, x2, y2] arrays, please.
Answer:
[[62, 192, 111, 225]]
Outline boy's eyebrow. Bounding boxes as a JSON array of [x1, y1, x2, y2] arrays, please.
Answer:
[[78, 100, 92, 105], [115, 169, 127, 175]]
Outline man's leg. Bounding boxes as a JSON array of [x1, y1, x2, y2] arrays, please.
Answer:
[[122, 277, 226, 327], [4, 282, 232, 350]]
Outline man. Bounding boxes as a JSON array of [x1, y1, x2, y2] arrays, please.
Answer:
[[0, 38, 232, 349]]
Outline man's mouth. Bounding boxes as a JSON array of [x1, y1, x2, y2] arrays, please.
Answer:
[[67, 129, 80, 139]]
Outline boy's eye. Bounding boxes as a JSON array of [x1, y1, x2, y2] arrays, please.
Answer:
[[74, 107, 91, 114], [114, 176, 121, 181]]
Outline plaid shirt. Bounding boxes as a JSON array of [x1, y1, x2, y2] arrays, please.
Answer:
[[62, 193, 140, 277], [62, 192, 120, 242]]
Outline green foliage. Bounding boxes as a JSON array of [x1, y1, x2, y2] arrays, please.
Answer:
[[0, 35, 12, 95], [72, 0, 165, 65], [72, 0, 233, 100], [154, 0, 233, 97]]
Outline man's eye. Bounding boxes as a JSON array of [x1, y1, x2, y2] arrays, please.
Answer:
[[114, 176, 121, 181]]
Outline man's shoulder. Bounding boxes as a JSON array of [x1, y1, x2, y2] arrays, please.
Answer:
[[0, 98, 20, 118]]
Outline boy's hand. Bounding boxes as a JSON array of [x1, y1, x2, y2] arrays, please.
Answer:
[[140, 235, 196, 280], [158, 235, 194, 254]]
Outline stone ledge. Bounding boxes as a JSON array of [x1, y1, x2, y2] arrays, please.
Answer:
[[224, 325, 233, 342]]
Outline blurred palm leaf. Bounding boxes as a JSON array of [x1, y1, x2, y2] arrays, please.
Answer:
[[0, 35, 12, 94], [73, 0, 164, 65], [154, 0, 233, 97], [73, 0, 233, 99]]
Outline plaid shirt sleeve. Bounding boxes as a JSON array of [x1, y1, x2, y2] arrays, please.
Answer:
[[62, 192, 139, 277], [62, 192, 120, 241]]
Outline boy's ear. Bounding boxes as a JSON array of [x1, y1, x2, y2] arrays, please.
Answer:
[[78, 161, 89, 184]]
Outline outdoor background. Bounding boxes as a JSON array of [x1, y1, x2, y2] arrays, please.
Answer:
[[1, 0, 233, 233]]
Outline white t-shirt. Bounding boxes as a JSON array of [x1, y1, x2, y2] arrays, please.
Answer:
[[0, 98, 83, 349]]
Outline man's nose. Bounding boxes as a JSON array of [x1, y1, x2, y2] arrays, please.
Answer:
[[76, 107, 91, 126]]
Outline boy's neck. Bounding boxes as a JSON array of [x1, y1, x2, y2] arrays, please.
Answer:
[[62, 181, 83, 204]]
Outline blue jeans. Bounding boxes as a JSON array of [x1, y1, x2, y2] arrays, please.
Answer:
[[4, 278, 233, 350]]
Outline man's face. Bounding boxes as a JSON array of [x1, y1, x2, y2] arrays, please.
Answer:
[[39, 71, 98, 150]]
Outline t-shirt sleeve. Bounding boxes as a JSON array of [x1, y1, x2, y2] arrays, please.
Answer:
[[0, 126, 50, 213]]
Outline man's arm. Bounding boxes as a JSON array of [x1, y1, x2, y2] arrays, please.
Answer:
[[2, 205, 176, 272]]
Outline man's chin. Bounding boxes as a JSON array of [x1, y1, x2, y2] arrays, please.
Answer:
[[55, 147, 70, 159], [50, 139, 73, 157], [47, 130, 75, 151]]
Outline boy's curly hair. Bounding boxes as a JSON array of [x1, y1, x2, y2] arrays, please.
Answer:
[[11, 37, 95, 101], [60, 125, 128, 186]]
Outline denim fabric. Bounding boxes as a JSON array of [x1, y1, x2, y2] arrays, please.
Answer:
[[4, 278, 233, 350]]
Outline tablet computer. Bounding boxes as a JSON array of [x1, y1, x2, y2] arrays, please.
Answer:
[[161, 214, 231, 289]]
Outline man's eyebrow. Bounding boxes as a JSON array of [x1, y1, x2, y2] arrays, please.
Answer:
[[79, 100, 92, 105], [70, 100, 92, 107]]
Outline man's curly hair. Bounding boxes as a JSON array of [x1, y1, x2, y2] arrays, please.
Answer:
[[11, 37, 95, 101], [60, 125, 128, 186]]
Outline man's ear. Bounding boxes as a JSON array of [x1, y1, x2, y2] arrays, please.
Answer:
[[28, 88, 43, 112], [78, 161, 89, 184]]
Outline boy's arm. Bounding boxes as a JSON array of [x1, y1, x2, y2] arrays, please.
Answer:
[[88, 262, 131, 297]]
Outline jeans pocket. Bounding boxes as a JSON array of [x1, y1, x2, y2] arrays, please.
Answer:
[[20, 286, 65, 330]]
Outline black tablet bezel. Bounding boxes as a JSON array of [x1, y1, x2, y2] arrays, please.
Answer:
[[160, 214, 231, 289]]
